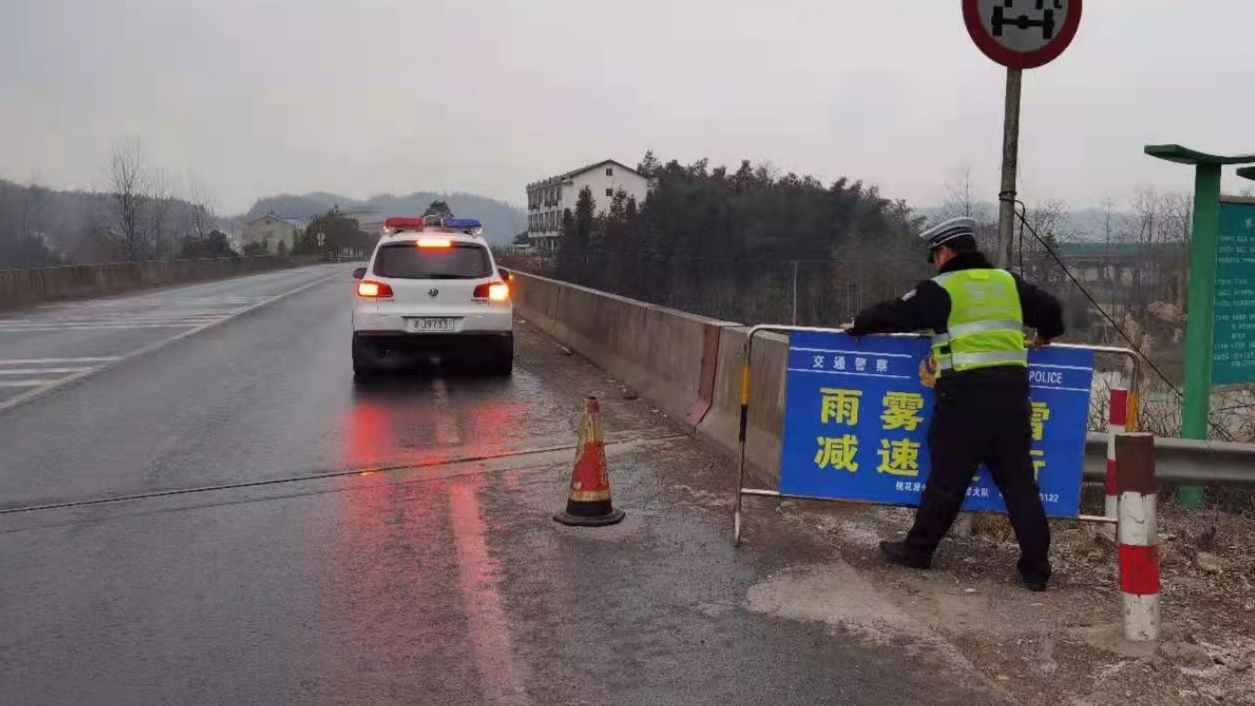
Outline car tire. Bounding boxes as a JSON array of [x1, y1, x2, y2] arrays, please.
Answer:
[[352, 338, 376, 379], [488, 339, 514, 376]]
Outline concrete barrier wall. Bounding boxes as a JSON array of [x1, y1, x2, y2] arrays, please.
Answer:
[[507, 273, 1255, 491], [507, 270, 791, 485], [0, 256, 319, 312], [510, 272, 734, 429], [695, 327, 788, 488]]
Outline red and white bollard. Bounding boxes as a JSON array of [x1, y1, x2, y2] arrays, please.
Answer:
[[1105, 387, 1129, 520], [1116, 432, 1159, 642]]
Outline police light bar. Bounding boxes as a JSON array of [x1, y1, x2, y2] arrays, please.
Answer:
[[442, 218, 483, 236], [383, 217, 425, 235]]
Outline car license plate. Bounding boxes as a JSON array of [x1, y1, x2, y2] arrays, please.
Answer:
[[408, 318, 456, 333]]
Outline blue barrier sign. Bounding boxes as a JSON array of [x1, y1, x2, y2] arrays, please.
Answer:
[[779, 331, 1095, 518]]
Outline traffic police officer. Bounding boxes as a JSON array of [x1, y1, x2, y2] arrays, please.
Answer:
[[846, 217, 1065, 591]]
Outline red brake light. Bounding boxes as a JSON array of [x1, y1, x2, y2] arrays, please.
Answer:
[[473, 282, 510, 302], [357, 280, 394, 298]]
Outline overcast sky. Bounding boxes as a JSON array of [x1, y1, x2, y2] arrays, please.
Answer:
[[4, 0, 1255, 214]]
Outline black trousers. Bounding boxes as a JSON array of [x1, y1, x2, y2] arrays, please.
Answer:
[[905, 370, 1052, 579]]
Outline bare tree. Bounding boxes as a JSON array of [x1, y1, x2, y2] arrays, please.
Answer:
[[1162, 192, 1193, 309], [107, 140, 149, 260], [1130, 186, 1165, 246], [943, 165, 978, 219], [1023, 199, 1070, 242], [149, 167, 178, 259], [1128, 186, 1176, 311], [184, 177, 216, 241], [104, 139, 174, 261], [942, 165, 1001, 253], [1101, 198, 1122, 314], [1162, 192, 1192, 245]]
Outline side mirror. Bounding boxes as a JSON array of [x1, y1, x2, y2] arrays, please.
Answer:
[[352, 267, 366, 280]]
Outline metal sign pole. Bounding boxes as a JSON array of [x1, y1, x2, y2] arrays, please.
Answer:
[[963, 1, 1083, 265], [1179, 164, 1223, 505], [997, 67, 1023, 268]]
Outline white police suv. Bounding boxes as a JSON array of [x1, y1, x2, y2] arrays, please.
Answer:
[[351, 216, 513, 377]]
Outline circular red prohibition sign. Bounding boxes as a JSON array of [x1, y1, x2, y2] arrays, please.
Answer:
[[963, 0, 1082, 70]]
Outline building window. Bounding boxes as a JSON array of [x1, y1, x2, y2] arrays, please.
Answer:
[[606, 167, 613, 176], [606, 188, 613, 197]]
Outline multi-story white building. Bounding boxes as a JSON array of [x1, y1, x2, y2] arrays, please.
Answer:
[[240, 214, 308, 254], [525, 159, 652, 252]]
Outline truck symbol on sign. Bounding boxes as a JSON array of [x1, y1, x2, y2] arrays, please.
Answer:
[[993, 0, 1064, 40]]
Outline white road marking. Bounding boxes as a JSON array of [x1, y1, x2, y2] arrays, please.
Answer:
[[448, 482, 530, 706], [0, 368, 92, 376], [0, 380, 60, 388], [0, 318, 231, 327], [1, 295, 280, 334], [0, 357, 120, 365], [0, 268, 347, 415], [0, 323, 223, 332], [2, 312, 241, 322], [431, 377, 462, 446]]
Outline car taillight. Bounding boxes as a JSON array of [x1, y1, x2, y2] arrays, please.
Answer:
[[473, 282, 510, 302], [357, 280, 394, 298]]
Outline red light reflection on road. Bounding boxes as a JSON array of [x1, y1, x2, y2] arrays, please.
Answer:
[[343, 401, 394, 469], [343, 391, 528, 471], [448, 478, 528, 704]]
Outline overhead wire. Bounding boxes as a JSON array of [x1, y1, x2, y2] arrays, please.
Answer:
[[1006, 198, 1236, 442]]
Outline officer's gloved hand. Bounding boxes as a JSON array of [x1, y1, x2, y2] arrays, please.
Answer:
[[1027, 335, 1052, 348]]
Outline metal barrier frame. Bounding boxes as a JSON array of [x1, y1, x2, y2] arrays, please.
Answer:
[[732, 324, 1141, 545]]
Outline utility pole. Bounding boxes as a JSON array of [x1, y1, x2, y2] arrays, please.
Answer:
[[997, 68, 1023, 268]]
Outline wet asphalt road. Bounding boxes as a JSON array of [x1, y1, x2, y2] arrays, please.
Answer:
[[0, 265, 344, 412], [0, 268, 1005, 705]]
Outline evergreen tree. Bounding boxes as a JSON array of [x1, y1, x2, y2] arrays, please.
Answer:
[[547, 152, 925, 325], [423, 200, 453, 218]]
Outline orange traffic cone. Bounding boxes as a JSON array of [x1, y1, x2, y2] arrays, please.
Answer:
[[553, 397, 625, 526]]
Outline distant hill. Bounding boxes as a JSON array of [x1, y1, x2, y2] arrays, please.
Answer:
[[914, 202, 1121, 242], [242, 191, 526, 246]]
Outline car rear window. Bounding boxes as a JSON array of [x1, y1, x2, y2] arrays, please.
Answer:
[[372, 243, 492, 279]]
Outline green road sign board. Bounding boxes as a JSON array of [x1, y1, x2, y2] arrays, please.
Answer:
[[1214, 199, 1255, 385]]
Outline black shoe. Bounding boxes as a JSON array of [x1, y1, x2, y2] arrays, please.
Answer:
[[1021, 574, 1049, 592], [879, 541, 931, 570], [1018, 559, 1051, 592]]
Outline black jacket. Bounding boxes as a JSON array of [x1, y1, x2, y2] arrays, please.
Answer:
[[848, 252, 1065, 379]]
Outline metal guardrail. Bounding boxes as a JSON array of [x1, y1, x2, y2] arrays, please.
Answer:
[[1084, 432, 1255, 486]]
